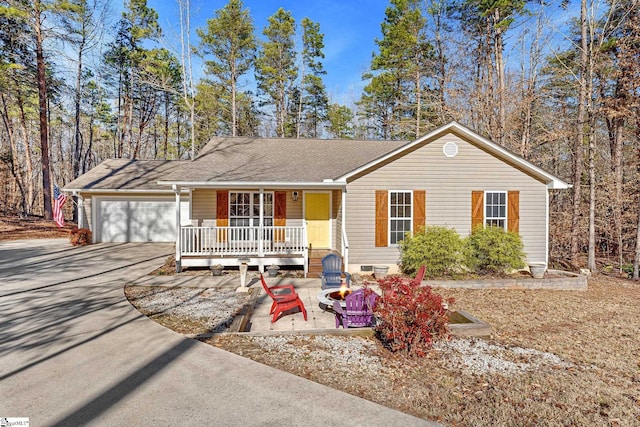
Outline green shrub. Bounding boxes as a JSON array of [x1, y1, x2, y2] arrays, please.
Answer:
[[465, 226, 526, 274], [400, 226, 464, 278]]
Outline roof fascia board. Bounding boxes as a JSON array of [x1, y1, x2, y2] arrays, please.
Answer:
[[63, 188, 189, 194], [156, 180, 347, 189], [338, 121, 570, 190]]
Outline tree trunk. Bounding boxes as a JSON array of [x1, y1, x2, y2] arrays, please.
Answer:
[[127, 73, 135, 158], [633, 117, 640, 280], [606, 115, 624, 272], [415, 68, 421, 139], [587, 114, 596, 272], [0, 93, 27, 214], [571, 0, 588, 264], [297, 61, 304, 139], [72, 36, 85, 223], [34, 1, 52, 219], [73, 35, 85, 181], [634, 204, 640, 280], [15, 87, 34, 213], [494, 9, 505, 145], [433, 2, 447, 123], [231, 70, 237, 137], [83, 114, 94, 174], [163, 91, 169, 159]]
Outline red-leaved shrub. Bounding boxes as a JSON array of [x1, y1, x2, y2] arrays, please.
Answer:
[[374, 276, 454, 357], [70, 227, 92, 246]]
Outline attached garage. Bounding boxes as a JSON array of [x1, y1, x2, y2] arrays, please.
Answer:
[[64, 159, 192, 244], [94, 196, 190, 243]]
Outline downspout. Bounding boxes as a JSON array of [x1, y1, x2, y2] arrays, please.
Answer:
[[174, 184, 182, 273]]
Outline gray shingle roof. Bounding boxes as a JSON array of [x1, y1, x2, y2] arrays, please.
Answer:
[[64, 159, 189, 191], [62, 123, 570, 192], [160, 137, 407, 184]]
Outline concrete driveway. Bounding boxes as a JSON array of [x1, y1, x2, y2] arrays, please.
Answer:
[[0, 239, 436, 426]]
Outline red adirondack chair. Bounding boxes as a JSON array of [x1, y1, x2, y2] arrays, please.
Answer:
[[413, 264, 426, 284], [333, 288, 379, 328], [260, 274, 307, 323]]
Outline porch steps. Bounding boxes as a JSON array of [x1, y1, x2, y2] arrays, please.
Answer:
[[307, 249, 341, 278]]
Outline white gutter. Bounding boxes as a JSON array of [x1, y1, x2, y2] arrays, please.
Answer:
[[156, 181, 347, 189], [63, 188, 190, 194]]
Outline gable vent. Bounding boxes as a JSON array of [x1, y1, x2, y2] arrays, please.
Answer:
[[443, 141, 458, 157]]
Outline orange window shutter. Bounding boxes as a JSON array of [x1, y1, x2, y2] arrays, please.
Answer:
[[216, 190, 228, 242], [471, 191, 484, 232], [508, 191, 520, 233], [375, 190, 388, 247], [413, 190, 426, 234], [274, 191, 287, 242]]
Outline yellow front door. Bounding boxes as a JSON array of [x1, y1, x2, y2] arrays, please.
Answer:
[[305, 192, 330, 248]]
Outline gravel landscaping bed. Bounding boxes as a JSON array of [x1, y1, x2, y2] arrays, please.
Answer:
[[125, 285, 252, 335]]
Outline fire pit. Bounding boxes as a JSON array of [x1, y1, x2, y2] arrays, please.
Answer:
[[317, 287, 352, 311]]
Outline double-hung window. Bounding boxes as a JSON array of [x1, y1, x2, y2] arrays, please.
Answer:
[[485, 191, 507, 229], [389, 191, 412, 245], [229, 192, 273, 240]]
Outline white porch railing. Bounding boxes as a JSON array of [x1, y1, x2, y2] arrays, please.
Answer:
[[180, 225, 307, 257]]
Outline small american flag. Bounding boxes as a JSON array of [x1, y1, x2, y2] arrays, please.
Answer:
[[53, 185, 67, 227]]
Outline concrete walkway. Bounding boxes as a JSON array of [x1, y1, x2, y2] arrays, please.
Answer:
[[0, 239, 437, 426]]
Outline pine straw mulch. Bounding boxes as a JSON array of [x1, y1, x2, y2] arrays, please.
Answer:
[[0, 214, 75, 241], [205, 274, 640, 426]]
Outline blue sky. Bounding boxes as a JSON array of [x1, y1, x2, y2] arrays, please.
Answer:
[[141, 0, 580, 106], [148, 0, 390, 104]]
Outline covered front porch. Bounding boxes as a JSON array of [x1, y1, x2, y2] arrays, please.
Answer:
[[179, 224, 308, 271], [172, 186, 349, 274]]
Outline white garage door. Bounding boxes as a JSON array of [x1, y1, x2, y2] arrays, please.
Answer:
[[96, 197, 190, 243]]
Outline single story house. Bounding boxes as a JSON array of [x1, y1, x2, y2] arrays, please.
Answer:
[[64, 122, 570, 275]]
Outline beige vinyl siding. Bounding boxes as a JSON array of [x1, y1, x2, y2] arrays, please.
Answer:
[[286, 190, 303, 226], [192, 189, 304, 226], [345, 132, 548, 267], [191, 189, 217, 224]]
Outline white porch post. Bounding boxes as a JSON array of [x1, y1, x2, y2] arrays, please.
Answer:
[[73, 191, 84, 229], [342, 187, 348, 269], [174, 185, 182, 273], [258, 188, 264, 262]]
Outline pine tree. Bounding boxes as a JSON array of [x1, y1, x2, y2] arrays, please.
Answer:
[[327, 103, 354, 139], [104, 0, 161, 158], [297, 17, 328, 138], [255, 7, 297, 137], [197, 0, 255, 137], [359, 0, 434, 140]]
